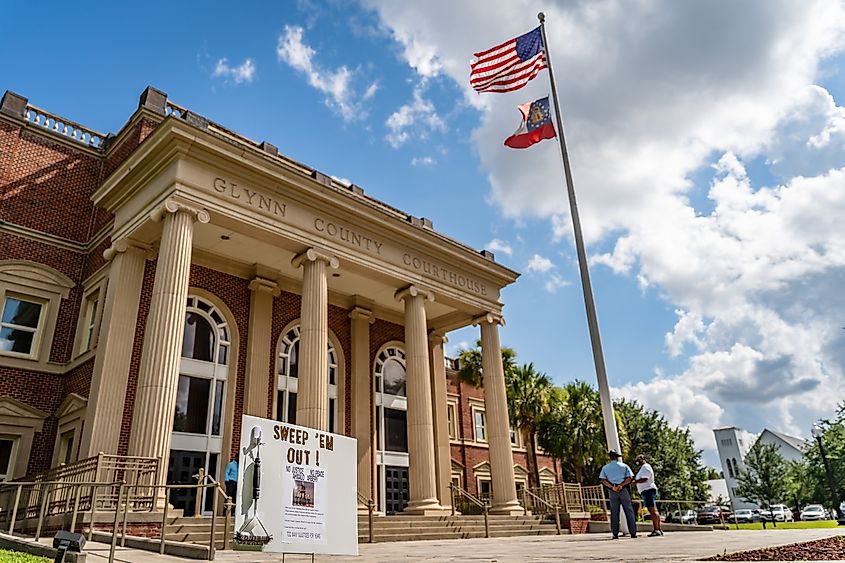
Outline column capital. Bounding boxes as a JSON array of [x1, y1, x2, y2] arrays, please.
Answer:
[[428, 330, 448, 345], [150, 197, 210, 224], [472, 312, 505, 327], [248, 276, 281, 296], [395, 285, 435, 303], [349, 306, 375, 323], [103, 239, 153, 261], [292, 248, 339, 269]]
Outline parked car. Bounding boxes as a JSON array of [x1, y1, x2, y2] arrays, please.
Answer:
[[800, 504, 827, 521], [697, 505, 732, 524], [761, 504, 794, 522], [666, 509, 697, 524], [730, 509, 760, 523]]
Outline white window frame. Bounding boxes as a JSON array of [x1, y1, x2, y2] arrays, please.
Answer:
[[0, 293, 47, 360], [73, 271, 106, 358], [0, 261, 74, 369], [446, 399, 459, 441], [0, 436, 19, 482], [275, 324, 339, 433], [472, 406, 487, 443]]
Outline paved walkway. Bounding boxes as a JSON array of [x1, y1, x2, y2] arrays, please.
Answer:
[[65, 528, 845, 562]]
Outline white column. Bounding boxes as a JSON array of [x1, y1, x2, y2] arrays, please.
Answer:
[[79, 240, 147, 457], [396, 285, 444, 515], [428, 331, 453, 510], [476, 313, 524, 515], [349, 306, 374, 512], [292, 248, 338, 431], [128, 199, 209, 484], [243, 275, 280, 417]]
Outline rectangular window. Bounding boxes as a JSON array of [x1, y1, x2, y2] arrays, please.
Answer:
[[510, 425, 519, 447], [447, 402, 458, 440], [384, 408, 408, 453], [211, 381, 224, 436], [0, 438, 16, 481], [473, 409, 487, 443], [287, 392, 298, 426], [0, 295, 44, 358], [721, 438, 732, 446], [478, 478, 492, 497], [79, 291, 100, 353], [59, 430, 75, 465], [173, 375, 211, 434], [328, 398, 336, 434]]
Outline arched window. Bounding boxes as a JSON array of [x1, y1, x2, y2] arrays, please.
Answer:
[[726, 458, 734, 478], [732, 458, 739, 476], [374, 345, 408, 514], [276, 325, 338, 433]]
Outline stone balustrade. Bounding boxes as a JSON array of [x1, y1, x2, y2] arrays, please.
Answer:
[[23, 104, 105, 148]]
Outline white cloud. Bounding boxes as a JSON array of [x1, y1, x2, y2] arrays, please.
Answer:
[[277, 25, 372, 121], [411, 156, 435, 166], [485, 238, 513, 257], [543, 273, 570, 294], [385, 84, 445, 148], [526, 254, 554, 274], [212, 57, 256, 84], [365, 0, 845, 457]]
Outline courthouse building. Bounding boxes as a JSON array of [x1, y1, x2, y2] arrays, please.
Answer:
[[0, 86, 559, 516]]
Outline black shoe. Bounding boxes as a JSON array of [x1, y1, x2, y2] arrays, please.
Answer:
[[611, 535, 619, 540], [659, 530, 664, 536], [631, 535, 638, 538], [648, 531, 660, 537]]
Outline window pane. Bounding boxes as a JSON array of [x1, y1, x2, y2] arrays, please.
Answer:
[[0, 439, 13, 477], [211, 381, 224, 435], [474, 411, 486, 441], [289, 341, 299, 378], [173, 376, 210, 434], [217, 344, 228, 365], [287, 392, 297, 425], [2, 297, 41, 328], [0, 327, 34, 354], [181, 313, 214, 361], [276, 390, 285, 422], [384, 408, 408, 452], [61, 430, 75, 464], [382, 359, 406, 396], [328, 398, 335, 434]]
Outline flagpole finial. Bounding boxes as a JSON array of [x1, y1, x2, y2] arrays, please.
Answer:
[[538, 12, 545, 23]]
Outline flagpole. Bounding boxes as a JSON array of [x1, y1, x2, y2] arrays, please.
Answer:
[[537, 13, 623, 456]]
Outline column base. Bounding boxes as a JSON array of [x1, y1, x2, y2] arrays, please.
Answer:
[[490, 500, 525, 516], [403, 499, 448, 515]]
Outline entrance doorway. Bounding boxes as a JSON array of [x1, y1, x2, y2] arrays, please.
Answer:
[[374, 345, 409, 514], [168, 296, 231, 515]]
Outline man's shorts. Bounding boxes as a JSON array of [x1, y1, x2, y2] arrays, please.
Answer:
[[641, 488, 658, 508]]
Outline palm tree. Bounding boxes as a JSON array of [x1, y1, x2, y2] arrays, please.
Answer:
[[456, 339, 517, 387], [538, 380, 608, 484], [506, 363, 553, 488]]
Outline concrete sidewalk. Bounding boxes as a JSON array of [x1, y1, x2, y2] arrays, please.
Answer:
[[68, 528, 845, 562]]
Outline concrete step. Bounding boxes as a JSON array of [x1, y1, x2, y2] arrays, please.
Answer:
[[358, 528, 563, 542]]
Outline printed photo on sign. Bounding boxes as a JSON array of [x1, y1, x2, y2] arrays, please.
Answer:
[[293, 480, 314, 508]]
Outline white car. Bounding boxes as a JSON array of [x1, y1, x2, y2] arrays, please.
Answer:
[[800, 504, 827, 521], [764, 504, 794, 522]]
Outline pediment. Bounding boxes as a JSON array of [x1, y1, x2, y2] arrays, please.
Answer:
[[0, 261, 75, 297], [513, 464, 528, 476], [55, 393, 87, 418], [472, 461, 491, 472], [539, 467, 556, 477], [0, 396, 48, 431]]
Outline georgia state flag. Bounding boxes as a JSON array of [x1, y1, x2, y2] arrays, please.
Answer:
[[504, 96, 557, 149]]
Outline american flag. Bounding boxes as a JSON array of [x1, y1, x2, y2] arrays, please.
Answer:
[[470, 26, 547, 93]]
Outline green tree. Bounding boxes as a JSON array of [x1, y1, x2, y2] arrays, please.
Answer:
[[537, 381, 608, 484], [735, 442, 789, 526], [456, 340, 517, 388], [615, 399, 709, 501], [506, 363, 553, 489], [801, 405, 845, 511]]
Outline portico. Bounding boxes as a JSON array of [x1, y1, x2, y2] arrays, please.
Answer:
[[81, 92, 522, 515]]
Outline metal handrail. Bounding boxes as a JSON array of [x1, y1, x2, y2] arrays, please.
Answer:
[[449, 483, 489, 538], [198, 473, 235, 554], [356, 491, 374, 543], [521, 488, 561, 534]]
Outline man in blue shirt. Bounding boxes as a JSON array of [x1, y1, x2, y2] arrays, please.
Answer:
[[224, 455, 238, 502], [599, 450, 637, 539]]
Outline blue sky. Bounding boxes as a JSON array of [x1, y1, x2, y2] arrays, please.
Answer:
[[5, 1, 845, 465]]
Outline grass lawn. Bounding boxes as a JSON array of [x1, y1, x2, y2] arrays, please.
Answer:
[[726, 520, 840, 530], [0, 549, 50, 563]]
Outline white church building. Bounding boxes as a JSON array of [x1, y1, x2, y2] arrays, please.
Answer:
[[713, 426, 807, 510]]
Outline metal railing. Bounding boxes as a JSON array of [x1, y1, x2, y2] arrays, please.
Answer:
[[522, 483, 588, 512], [449, 483, 489, 538], [520, 488, 561, 534], [356, 491, 374, 543]]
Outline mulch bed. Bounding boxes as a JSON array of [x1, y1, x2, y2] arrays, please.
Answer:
[[707, 535, 845, 560]]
